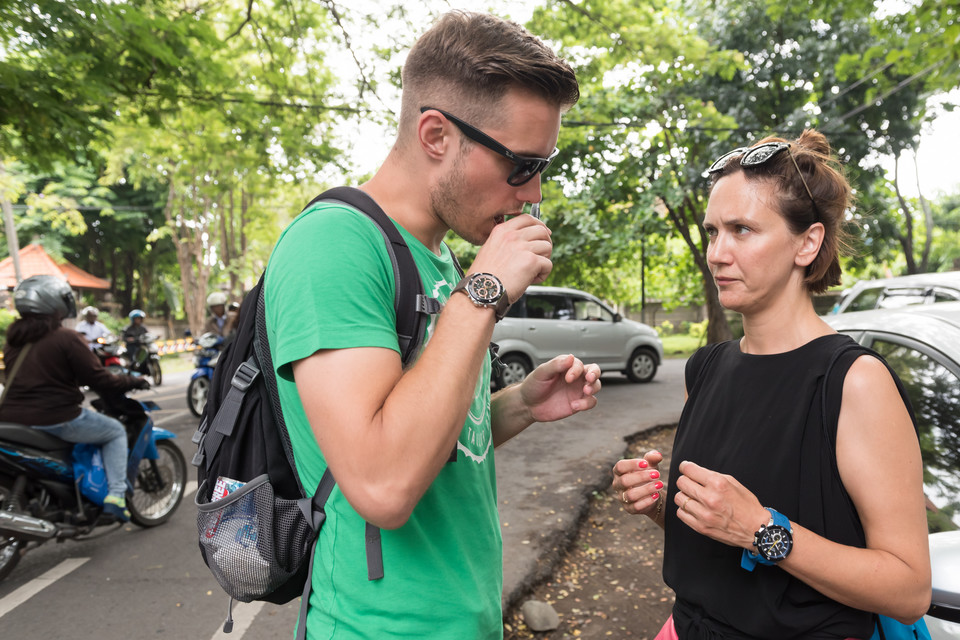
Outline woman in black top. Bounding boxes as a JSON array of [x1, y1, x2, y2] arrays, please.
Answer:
[[612, 130, 931, 639]]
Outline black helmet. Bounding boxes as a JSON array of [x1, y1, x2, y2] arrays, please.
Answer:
[[13, 275, 77, 319]]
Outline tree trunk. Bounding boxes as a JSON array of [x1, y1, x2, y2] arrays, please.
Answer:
[[163, 169, 213, 336], [893, 156, 918, 274], [663, 198, 733, 344], [913, 157, 934, 272]]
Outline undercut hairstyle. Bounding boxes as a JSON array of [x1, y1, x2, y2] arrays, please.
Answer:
[[709, 129, 853, 294], [399, 11, 579, 136]]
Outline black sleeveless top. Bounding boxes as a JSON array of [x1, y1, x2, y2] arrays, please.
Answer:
[[663, 334, 908, 640]]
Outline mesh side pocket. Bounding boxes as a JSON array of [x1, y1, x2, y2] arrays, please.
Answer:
[[197, 475, 316, 602]]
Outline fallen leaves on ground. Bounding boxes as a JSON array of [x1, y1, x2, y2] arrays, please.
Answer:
[[504, 425, 677, 640]]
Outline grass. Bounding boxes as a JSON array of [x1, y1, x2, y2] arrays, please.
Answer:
[[160, 352, 197, 374], [660, 333, 705, 358]]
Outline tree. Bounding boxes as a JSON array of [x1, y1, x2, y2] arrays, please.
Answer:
[[0, 0, 221, 281], [106, 0, 349, 333], [529, 0, 745, 342], [529, 0, 949, 342]]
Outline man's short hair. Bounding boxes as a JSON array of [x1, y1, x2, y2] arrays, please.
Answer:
[[400, 11, 579, 134]]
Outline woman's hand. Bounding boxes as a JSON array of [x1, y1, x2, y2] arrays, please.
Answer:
[[674, 460, 769, 550], [612, 450, 665, 520]]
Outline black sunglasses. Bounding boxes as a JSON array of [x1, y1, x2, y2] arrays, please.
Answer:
[[708, 141, 822, 223], [420, 106, 559, 186]]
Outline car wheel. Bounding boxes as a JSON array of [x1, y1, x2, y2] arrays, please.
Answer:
[[626, 348, 658, 383], [498, 354, 532, 388]]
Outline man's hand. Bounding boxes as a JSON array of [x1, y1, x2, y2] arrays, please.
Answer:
[[518, 354, 601, 423], [131, 377, 151, 390], [491, 354, 601, 447], [470, 215, 553, 304]]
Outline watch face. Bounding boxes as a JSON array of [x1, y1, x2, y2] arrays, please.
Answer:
[[756, 524, 793, 561], [468, 274, 504, 304]]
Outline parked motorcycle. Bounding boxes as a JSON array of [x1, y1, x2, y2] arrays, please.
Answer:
[[187, 332, 223, 418], [123, 333, 163, 387], [0, 391, 187, 581]]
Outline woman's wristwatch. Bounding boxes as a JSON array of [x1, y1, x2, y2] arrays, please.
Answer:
[[741, 507, 793, 571]]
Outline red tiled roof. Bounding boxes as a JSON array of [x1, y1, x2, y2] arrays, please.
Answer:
[[0, 243, 111, 290]]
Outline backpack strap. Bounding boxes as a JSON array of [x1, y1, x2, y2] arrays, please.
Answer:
[[305, 186, 434, 365], [0, 343, 33, 408], [195, 354, 261, 471]]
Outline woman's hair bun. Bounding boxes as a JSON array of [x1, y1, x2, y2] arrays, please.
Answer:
[[795, 129, 831, 157]]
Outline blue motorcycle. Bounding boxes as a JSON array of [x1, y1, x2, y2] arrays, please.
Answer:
[[0, 392, 187, 581], [187, 332, 224, 418]]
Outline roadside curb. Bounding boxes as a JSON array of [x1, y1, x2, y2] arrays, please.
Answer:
[[501, 423, 677, 617]]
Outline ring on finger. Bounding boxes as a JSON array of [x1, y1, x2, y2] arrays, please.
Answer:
[[681, 495, 691, 511], [622, 492, 629, 504]]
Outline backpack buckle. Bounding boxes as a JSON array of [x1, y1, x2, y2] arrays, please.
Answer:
[[231, 360, 260, 392], [416, 295, 442, 315]]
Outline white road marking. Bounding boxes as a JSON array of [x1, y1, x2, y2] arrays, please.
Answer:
[[185, 480, 198, 498], [0, 557, 90, 619], [209, 600, 266, 639], [154, 411, 193, 427]]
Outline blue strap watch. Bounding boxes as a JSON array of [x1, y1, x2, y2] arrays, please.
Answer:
[[741, 507, 793, 571]]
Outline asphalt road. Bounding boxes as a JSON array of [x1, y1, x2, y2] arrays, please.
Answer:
[[0, 359, 686, 639]]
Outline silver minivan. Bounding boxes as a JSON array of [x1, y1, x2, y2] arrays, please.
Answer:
[[491, 285, 663, 388]]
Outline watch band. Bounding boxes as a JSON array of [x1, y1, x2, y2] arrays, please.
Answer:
[[740, 507, 792, 571]]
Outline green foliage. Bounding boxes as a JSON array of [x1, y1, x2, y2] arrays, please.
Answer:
[[686, 319, 708, 340], [0, 308, 17, 346], [658, 320, 675, 335], [0, 0, 222, 168]]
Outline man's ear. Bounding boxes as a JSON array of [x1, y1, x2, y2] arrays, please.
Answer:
[[796, 222, 825, 268], [417, 110, 452, 161]]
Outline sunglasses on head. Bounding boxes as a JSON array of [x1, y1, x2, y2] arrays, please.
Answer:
[[707, 141, 822, 223], [420, 106, 559, 186]]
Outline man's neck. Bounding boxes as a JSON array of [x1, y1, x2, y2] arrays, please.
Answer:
[[361, 155, 447, 255]]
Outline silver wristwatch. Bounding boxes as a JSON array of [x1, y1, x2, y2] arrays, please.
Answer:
[[451, 273, 511, 321]]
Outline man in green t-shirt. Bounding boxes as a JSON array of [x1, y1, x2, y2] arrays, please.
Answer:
[[265, 11, 600, 639]]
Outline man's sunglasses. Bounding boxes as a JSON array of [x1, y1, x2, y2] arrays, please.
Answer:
[[420, 106, 559, 186], [707, 141, 822, 223]]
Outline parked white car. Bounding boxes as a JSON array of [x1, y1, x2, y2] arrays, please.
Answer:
[[824, 302, 960, 636], [830, 270, 960, 314], [492, 285, 663, 388]]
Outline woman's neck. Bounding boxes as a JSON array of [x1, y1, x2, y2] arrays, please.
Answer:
[[739, 296, 833, 355]]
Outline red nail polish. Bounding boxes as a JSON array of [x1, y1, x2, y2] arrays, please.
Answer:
[[638, 460, 648, 468], [651, 493, 660, 500], [649, 471, 660, 479], [654, 481, 663, 490]]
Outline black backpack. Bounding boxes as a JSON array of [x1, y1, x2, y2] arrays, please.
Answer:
[[191, 187, 441, 634]]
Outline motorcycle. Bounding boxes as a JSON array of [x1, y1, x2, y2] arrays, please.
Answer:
[[92, 334, 125, 374], [0, 392, 187, 581], [123, 332, 163, 387], [187, 332, 223, 418]]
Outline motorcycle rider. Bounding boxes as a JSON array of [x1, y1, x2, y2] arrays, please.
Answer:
[[75, 306, 111, 349], [122, 308, 149, 344], [0, 275, 150, 521], [203, 292, 230, 337]]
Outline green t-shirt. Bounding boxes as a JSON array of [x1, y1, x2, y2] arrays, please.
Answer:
[[265, 202, 502, 639]]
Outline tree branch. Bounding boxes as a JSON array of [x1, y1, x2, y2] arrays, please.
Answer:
[[226, 0, 255, 40]]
